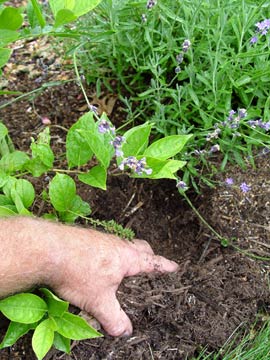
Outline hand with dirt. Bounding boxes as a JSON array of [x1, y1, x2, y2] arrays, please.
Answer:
[[0, 217, 178, 337]]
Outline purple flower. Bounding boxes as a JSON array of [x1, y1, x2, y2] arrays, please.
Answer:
[[182, 39, 191, 52], [256, 19, 270, 35], [89, 105, 98, 114], [238, 108, 247, 119], [176, 53, 184, 64], [98, 120, 115, 134], [175, 66, 181, 73], [146, 0, 157, 9], [141, 14, 147, 22], [119, 156, 152, 175], [209, 144, 220, 153], [225, 178, 234, 186], [176, 180, 188, 190], [111, 135, 125, 157], [250, 36, 258, 44], [240, 182, 251, 193]]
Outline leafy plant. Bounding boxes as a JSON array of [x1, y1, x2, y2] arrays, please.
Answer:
[[0, 0, 103, 74], [77, 0, 270, 190], [0, 289, 101, 360], [0, 106, 191, 357]]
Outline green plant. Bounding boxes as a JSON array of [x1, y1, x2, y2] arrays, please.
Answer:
[[0, 0, 103, 75], [77, 0, 270, 190], [0, 288, 101, 360], [0, 99, 191, 358]]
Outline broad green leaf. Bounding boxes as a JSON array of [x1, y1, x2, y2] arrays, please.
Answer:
[[0, 123, 8, 141], [0, 194, 13, 206], [49, 0, 102, 17], [26, 159, 50, 177], [78, 165, 107, 190], [122, 123, 152, 157], [31, 143, 54, 168], [81, 130, 111, 169], [54, 9, 77, 27], [0, 7, 23, 30], [10, 179, 35, 208], [0, 321, 36, 349], [0, 29, 19, 46], [27, 127, 54, 175], [66, 112, 95, 168], [0, 170, 8, 187], [0, 151, 29, 173], [53, 332, 71, 354], [150, 159, 186, 179], [143, 135, 192, 160], [0, 47, 12, 68], [60, 195, 91, 223], [32, 318, 56, 360], [39, 288, 69, 317], [53, 312, 102, 340], [0, 205, 17, 217], [49, 173, 76, 212], [0, 293, 47, 324]]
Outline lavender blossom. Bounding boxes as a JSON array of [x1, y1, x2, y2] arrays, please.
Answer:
[[146, 0, 157, 9], [240, 182, 251, 193], [141, 14, 147, 22], [255, 19, 270, 35], [98, 119, 115, 134], [119, 156, 152, 175], [111, 135, 125, 157], [176, 180, 188, 190], [250, 36, 258, 44], [182, 39, 191, 52], [89, 104, 98, 114], [209, 144, 220, 153], [176, 53, 184, 64], [247, 119, 270, 131], [225, 178, 234, 186]]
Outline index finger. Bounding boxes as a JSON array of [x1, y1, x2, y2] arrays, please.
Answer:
[[126, 252, 179, 277]]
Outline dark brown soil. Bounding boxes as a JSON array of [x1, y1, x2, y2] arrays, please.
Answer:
[[0, 38, 270, 360]]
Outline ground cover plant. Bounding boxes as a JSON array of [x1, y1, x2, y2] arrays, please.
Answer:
[[0, 0, 270, 359], [78, 0, 270, 189]]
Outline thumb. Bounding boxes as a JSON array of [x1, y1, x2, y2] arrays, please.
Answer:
[[89, 291, 133, 337]]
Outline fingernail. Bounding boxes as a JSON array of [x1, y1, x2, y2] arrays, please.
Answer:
[[121, 330, 132, 337]]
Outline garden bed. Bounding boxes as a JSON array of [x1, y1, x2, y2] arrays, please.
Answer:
[[0, 40, 270, 359]]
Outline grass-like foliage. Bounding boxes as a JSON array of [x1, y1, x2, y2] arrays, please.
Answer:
[[194, 318, 270, 360], [78, 0, 270, 189]]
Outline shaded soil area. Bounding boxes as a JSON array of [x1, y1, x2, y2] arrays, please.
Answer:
[[0, 38, 270, 359]]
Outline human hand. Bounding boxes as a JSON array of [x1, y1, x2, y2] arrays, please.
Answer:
[[47, 224, 178, 337]]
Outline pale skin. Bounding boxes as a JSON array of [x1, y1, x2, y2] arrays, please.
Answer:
[[0, 217, 178, 337]]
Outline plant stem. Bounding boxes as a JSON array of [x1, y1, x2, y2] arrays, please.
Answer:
[[181, 191, 226, 242], [30, 0, 46, 28], [0, 80, 75, 110], [52, 168, 85, 174], [180, 191, 270, 261]]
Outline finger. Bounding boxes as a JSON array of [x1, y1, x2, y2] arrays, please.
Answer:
[[131, 239, 154, 255], [89, 292, 133, 337], [127, 253, 179, 276]]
